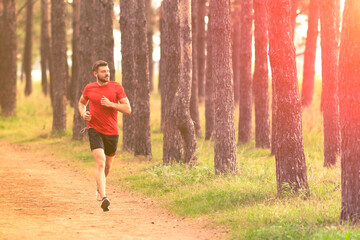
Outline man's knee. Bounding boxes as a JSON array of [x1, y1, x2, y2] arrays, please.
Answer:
[[96, 160, 106, 169], [92, 149, 106, 169]]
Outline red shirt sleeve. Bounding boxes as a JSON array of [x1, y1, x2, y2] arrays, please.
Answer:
[[82, 84, 90, 100], [116, 83, 127, 100]]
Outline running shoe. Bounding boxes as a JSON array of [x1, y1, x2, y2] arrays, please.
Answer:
[[96, 189, 101, 201], [101, 197, 110, 212]]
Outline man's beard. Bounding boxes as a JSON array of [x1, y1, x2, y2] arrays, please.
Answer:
[[98, 76, 109, 83]]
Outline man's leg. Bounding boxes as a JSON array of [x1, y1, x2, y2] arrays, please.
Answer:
[[92, 148, 107, 199], [105, 155, 115, 177]]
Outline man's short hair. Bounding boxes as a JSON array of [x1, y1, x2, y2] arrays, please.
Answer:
[[92, 60, 108, 72]]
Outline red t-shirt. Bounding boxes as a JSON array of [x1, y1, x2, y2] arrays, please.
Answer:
[[82, 81, 127, 135]]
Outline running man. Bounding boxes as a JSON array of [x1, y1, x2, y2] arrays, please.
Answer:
[[78, 60, 131, 211]]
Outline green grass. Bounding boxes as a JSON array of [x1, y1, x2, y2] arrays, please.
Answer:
[[1, 79, 360, 239]]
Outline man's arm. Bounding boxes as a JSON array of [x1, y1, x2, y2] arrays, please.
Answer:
[[79, 95, 91, 121], [101, 96, 131, 115]]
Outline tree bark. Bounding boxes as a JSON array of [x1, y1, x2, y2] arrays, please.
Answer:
[[40, 0, 50, 96], [338, 0, 360, 224], [51, 0, 67, 131], [0, 0, 17, 117], [159, 3, 165, 129], [162, 0, 183, 164], [133, 0, 152, 156], [197, 0, 206, 101], [105, 0, 115, 82], [163, 0, 197, 165], [24, 0, 34, 96], [267, 0, 309, 195], [120, 0, 136, 150], [72, 0, 95, 140], [238, 0, 253, 144], [178, 0, 197, 164], [205, 10, 214, 140], [190, 0, 201, 137], [320, 0, 340, 168], [301, 0, 319, 107], [253, 0, 270, 148], [210, 0, 237, 174], [232, 3, 241, 105], [271, 77, 277, 155], [69, 0, 80, 106], [94, 0, 115, 81], [146, 0, 154, 92]]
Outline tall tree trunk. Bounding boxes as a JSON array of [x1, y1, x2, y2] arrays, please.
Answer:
[[301, 0, 319, 107], [24, 0, 34, 96], [159, 3, 165, 129], [253, 0, 270, 148], [0, 0, 17, 117], [320, 0, 340, 168], [47, 0, 54, 106], [69, 0, 80, 106], [268, 0, 309, 195], [120, 0, 136, 150], [190, 0, 201, 137], [40, 0, 50, 96], [178, 0, 197, 164], [210, 0, 237, 174], [197, 0, 206, 101], [105, 0, 115, 82], [146, 0, 154, 92], [232, 3, 241, 105], [339, 0, 360, 224], [271, 76, 277, 155], [94, 0, 114, 81], [163, 0, 197, 165], [51, 0, 67, 131], [133, 0, 152, 156], [205, 11, 215, 140], [72, 0, 94, 140], [0, 1, 4, 106], [162, 0, 183, 164], [238, 0, 253, 144], [65, 48, 70, 102]]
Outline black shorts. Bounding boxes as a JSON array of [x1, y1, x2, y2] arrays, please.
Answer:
[[88, 128, 119, 156]]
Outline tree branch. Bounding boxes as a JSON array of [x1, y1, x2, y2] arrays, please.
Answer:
[[17, 0, 39, 16]]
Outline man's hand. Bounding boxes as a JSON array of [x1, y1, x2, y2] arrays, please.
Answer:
[[101, 96, 114, 108], [82, 111, 91, 121]]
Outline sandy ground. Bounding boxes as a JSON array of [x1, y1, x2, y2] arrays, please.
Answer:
[[0, 140, 225, 240]]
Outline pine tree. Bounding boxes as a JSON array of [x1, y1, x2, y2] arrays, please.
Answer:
[[253, 0, 270, 148], [0, 0, 17, 117], [320, 0, 340, 167], [51, 0, 67, 131], [268, 0, 309, 194], [210, 0, 237, 174], [338, 0, 360, 223]]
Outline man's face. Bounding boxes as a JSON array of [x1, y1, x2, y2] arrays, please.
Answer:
[[95, 65, 110, 83]]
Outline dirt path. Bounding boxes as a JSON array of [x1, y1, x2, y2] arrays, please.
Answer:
[[0, 141, 225, 240]]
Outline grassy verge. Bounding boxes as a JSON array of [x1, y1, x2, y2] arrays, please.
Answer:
[[1, 80, 360, 239]]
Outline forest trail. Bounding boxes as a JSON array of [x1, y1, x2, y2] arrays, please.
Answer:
[[0, 140, 224, 240]]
